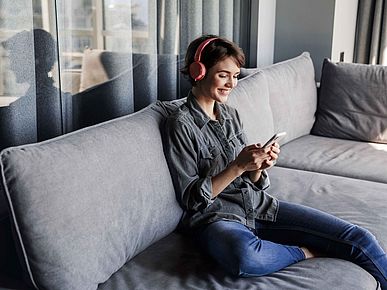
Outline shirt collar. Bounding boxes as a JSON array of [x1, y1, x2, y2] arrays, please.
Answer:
[[186, 91, 232, 129]]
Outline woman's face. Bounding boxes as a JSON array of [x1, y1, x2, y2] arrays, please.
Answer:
[[196, 57, 240, 103]]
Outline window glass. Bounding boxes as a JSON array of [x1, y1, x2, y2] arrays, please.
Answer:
[[0, 0, 64, 150], [104, 1, 131, 51], [0, 1, 35, 99]]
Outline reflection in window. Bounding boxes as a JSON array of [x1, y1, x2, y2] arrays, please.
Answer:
[[0, 0, 35, 100], [0, 0, 249, 150]]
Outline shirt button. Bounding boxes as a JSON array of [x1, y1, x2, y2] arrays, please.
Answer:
[[248, 208, 253, 213]]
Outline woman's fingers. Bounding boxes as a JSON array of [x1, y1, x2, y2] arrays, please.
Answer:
[[246, 143, 260, 151], [239, 143, 281, 171]]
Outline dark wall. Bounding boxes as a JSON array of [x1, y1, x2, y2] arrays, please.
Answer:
[[274, 0, 335, 80]]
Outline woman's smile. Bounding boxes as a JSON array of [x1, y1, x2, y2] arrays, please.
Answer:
[[218, 88, 231, 96]]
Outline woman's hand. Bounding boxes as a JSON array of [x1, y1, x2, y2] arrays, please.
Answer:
[[261, 142, 280, 170], [211, 143, 280, 198], [233, 143, 276, 173], [247, 142, 280, 183]]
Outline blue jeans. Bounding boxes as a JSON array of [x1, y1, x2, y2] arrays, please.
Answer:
[[195, 201, 387, 288]]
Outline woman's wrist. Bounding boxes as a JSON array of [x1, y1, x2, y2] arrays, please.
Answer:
[[249, 169, 262, 183], [229, 160, 246, 177]]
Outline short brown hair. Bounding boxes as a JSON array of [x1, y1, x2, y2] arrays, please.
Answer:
[[181, 34, 245, 86]]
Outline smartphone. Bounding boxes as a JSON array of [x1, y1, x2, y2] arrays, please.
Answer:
[[261, 132, 287, 149]]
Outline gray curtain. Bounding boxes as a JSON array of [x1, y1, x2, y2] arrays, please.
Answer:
[[354, 0, 387, 64], [180, 0, 240, 54], [53, 0, 244, 131]]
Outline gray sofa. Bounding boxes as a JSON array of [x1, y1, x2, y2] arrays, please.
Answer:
[[0, 52, 386, 289]]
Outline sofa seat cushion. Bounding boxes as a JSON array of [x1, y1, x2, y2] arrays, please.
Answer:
[[276, 135, 387, 183], [98, 232, 377, 290], [268, 166, 386, 248]]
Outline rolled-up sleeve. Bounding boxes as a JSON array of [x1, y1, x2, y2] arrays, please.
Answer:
[[164, 117, 214, 211], [255, 170, 270, 190], [242, 169, 270, 191]]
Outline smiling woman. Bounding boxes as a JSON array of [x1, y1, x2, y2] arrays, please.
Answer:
[[164, 34, 280, 236]]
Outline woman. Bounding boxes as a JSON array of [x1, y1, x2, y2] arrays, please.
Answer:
[[164, 34, 387, 287]]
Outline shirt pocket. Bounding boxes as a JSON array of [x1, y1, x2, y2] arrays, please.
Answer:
[[228, 131, 245, 159], [198, 145, 222, 176]]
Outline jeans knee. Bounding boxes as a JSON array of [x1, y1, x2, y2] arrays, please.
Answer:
[[352, 225, 377, 245], [342, 225, 379, 258], [342, 224, 374, 242]]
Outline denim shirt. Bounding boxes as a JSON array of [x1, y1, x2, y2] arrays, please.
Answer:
[[164, 92, 278, 230]]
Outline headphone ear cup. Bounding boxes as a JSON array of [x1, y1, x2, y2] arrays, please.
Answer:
[[189, 61, 206, 81]]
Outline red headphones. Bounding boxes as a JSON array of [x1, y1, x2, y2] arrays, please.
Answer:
[[189, 37, 218, 82]]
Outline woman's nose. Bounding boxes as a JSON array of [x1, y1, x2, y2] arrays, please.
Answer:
[[226, 77, 237, 88]]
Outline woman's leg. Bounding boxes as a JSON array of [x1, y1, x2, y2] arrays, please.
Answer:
[[255, 200, 387, 288], [195, 220, 305, 277]]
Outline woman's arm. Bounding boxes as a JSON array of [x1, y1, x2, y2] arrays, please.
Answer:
[[164, 118, 214, 211]]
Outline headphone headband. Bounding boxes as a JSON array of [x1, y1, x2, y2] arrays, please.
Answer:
[[189, 37, 219, 82], [194, 37, 218, 63]]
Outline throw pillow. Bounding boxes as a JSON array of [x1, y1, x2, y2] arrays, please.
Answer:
[[312, 59, 387, 143]]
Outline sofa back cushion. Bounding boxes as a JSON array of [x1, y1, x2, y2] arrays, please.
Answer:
[[0, 105, 182, 289], [312, 59, 387, 143], [262, 52, 317, 143], [227, 70, 274, 144]]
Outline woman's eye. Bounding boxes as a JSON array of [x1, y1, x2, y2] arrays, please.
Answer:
[[219, 74, 227, 78]]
